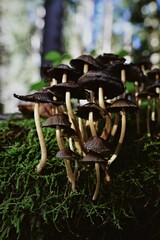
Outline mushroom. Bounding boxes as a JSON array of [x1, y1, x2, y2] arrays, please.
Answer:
[[78, 69, 125, 139], [42, 113, 76, 190], [51, 82, 88, 153], [137, 91, 156, 137], [77, 103, 107, 201], [76, 102, 105, 137], [80, 151, 106, 201], [70, 54, 100, 75], [48, 63, 80, 83], [147, 83, 160, 129], [107, 98, 139, 166], [13, 89, 62, 173]]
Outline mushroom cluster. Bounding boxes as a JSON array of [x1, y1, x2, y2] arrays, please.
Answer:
[[14, 53, 148, 200], [135, 67, 160, 137]]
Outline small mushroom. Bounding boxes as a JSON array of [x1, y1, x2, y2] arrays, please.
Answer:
[[70, 54, 100, 74], [47, 63, 80, 83], [42, 113, 76, 190], [13, 90, 62, 173], [107, 98, 139, 166], [51, 82, 88, 153], [84, 136, 110, 155], [80, 151, 106, 201]]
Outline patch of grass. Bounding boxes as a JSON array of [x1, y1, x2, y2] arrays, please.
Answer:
[[0, 117, 160, 240]]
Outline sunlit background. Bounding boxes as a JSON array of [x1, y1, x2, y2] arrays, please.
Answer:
[[0, 0, 160, 113]]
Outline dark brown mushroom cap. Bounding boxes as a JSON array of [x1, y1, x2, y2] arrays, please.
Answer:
[[135, 60, 152, 71], [137, 90, 157, 99], [40, 64, 53, 81], [62, 128, 78, 138], [96, 53, 126, 67], [80, 152, 106, 163], [123, 63, 145, 83], [76, 103, 105, 121], [107, 98, 140, 113], [70, 54, 100, 74], [147, 83, 160, 95], [13, 89, 63, 106], [147, 68, 160, 82], [78, 70, 125, 99], [84, 136, 110, 155], [42, 113, 71, 128], [47, 64, 81, 82], [49, 82, 89, 100], [56, 148, 78, 159]]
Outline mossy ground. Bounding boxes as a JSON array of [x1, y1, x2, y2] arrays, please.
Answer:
[[0, 115, 160, 240]]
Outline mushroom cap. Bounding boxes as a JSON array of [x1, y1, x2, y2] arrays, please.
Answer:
[[107, 98, 140, 113], [135, 60, 152, 71], [147, 83, 160, 95], [96, 53, 126, 67], [70, 54, 100, 74], [56, 148, 78, 159], [84, 136, 110, 155], [42, 113, 71, 128], [40, 64, 53, 81], [147, 68, 160, 81], [123, 63, 145, 83], [47, 64, 80, 82], [76, 103, 105, 121], [62, 128, 78, 138], [78, 70, 125, 99], [50, 82, 89, 100], [13, 90, 63, 105], [80, 152, 106, 163], [137, 90, 157, 98]]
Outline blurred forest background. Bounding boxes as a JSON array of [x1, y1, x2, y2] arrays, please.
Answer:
[[0, 0, 160, 113]]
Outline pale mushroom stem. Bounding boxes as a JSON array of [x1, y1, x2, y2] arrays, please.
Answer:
[[34, 103, 47, 173], [92, 163, 100, 201], [151, 98, 156, 122], [56, 126, 76, 191], [83, 63, 89, 73], [65, 91, 84, 153], [62, 73, 67, 83], [110, 113, 120, 141], [121, 69, 126, 98], [98, 87, 112, 140], [156, 88, 160, 125], [107, 110, 126, 166], [88, 111, 97, 136], [68, 137, 78, 178], [88, 111, 101, 201], [147, 96, 151, 137]]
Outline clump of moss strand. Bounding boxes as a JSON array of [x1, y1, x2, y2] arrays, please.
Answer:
[[0, 117, 160, 240]]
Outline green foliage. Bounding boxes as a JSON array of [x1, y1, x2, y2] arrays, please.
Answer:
[[0, 118, 160, 240], [29, 79, 47, 92], [44, 50, 72, 66]]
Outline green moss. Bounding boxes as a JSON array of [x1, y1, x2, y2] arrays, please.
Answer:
[[0, 117, 160, 240]]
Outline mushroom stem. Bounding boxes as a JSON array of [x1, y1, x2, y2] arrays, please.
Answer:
[[98, 87, 112, 140], [83, 63, 89, 73], [108, 110, 126, 166], [92, 163, 100, 201], [56, 126, 76, 190], [98, 87, 105, 109], [62, 73, 67, 83], [147, 95, 151, 137], [110, 113, 120, 141], [65, 91, 84, 153], [121, 69, 126, 98], [34, 103, 47, 173], [69, 137, 78, 179], [88, 111, 97, 136], [88, 111, 101, 201]]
